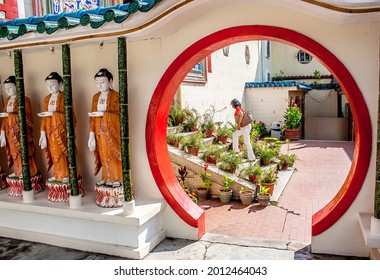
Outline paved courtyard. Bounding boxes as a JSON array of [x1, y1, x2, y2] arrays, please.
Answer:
[[200, 140, 354, 244]]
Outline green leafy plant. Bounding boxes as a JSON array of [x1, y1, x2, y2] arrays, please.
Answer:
[[260, 166, 278, 184], [178, 166, 197, 203], [216, 125, 233, 138], [167, 132, 184, 146], [168, 106, 188, 126], [218, 151, 242, 173], [180, 132, 204, 149], [258, 184, 271, 196], [222, 173, 235, 192], [202, 144, 224, 160], [283, 100, 302, 129], [182, 108, 201, 132], [252, 120, 267, 137], [240, 163, 262, 178], [198, 163, 212, 189]]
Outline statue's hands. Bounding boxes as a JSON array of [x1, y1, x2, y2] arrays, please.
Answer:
[[88, 131, 96, 152], [0, 130, 6, 147], [37, 111, 53, 117], [88, 111, 104, 117], [39, 131, 47, 149]]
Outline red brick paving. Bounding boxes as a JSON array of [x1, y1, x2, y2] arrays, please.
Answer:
[[198, 140, 354, 244]]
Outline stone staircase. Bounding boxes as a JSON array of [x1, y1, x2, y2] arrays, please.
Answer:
[[167, 126, 295, 201]]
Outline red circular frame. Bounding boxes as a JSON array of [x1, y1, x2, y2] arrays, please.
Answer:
[[146, 25, 372, 238]]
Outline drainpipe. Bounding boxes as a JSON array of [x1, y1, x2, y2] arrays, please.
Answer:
[[118, 37, 134, 214], [62, 44, 80, 201], [13, 49, 32, 193]]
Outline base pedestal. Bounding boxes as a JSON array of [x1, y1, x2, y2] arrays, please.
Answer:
[[123, 199, 135, 215], [6, 174, 44, 197], [46, 178, 85, 202], [95, 183, 124, 208], [22, 189, 35, 203]]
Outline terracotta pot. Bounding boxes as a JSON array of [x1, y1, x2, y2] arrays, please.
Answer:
[[248, 175, 258, 183], [281, 162, 289, 170], [206, 155, 217, 165], [261, 158, 271, 166], [217, 136, 228, 144], [283, 127, 301, 141], [187, 147, 199, 156], [261, 182, 275, 196], [205, 129, 213, 138], [169, 139, 180, 148], [257, 193, 270, 206]]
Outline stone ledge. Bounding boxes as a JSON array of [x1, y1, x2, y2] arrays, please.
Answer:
[[358, 212, 380, 248]]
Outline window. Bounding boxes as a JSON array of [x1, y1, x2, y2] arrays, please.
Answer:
[[266, 71, 271, 82], [297, 50, 313, 64], [0, 0, 4, 4], [0, 11, 5, 19], [184, 59, 207, 84], [266, 41, 270, 58]]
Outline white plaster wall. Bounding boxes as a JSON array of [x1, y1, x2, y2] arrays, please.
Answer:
[[0, 1, 378, 253], [180, 41, 260, 125], [243, 87, 290, 129], [271, 41, 331, 77], [126, 2, 379, 254]]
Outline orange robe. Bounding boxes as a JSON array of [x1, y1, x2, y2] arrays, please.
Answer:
[[41, 92, 77, 181], [1, 96, 37, 177], [90, 90, 122, 182]]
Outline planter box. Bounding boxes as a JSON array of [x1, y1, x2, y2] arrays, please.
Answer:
[[283, 127, 301, 141]]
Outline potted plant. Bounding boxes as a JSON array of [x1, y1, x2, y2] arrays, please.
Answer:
[[278, 153, 297, 170], [216, 125, 232, 144], [218, 151, 242, 174], [178, 166, 197, 203], [259, 146, 276, 166], [201, 120, 216, 138], [239, 186, 254, 206], [166, 132, 183, 148], [168, 106, 188, 126], [219, 173, 234, 203], [283, 100, 302, 141], [180, 132, 204, 156], [196, 163, 212, 202], [182, 108, 201, 132], [240, 163, 262, 184], [257, 184, 271, 207], [202, 144, 223, 164], [259, 166, 277, 196]]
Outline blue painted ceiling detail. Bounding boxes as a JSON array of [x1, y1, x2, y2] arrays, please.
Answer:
[[0, 0, 163, 41]]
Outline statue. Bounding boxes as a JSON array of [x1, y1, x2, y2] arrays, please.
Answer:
[[88, 68, 123, 207], [0, 76, 43, 196], [38, 72, 83, 202]]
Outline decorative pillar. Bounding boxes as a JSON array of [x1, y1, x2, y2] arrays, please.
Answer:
[[14, 49, 34, 201], [62, 44, 84, 207], [118, 37, 134, 214]]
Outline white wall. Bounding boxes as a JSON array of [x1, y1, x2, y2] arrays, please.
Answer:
[[179, 41, 260, 125], [0, 1, 379, 254], [243, 87, 290, 129], [271, 41, 331, 77]]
